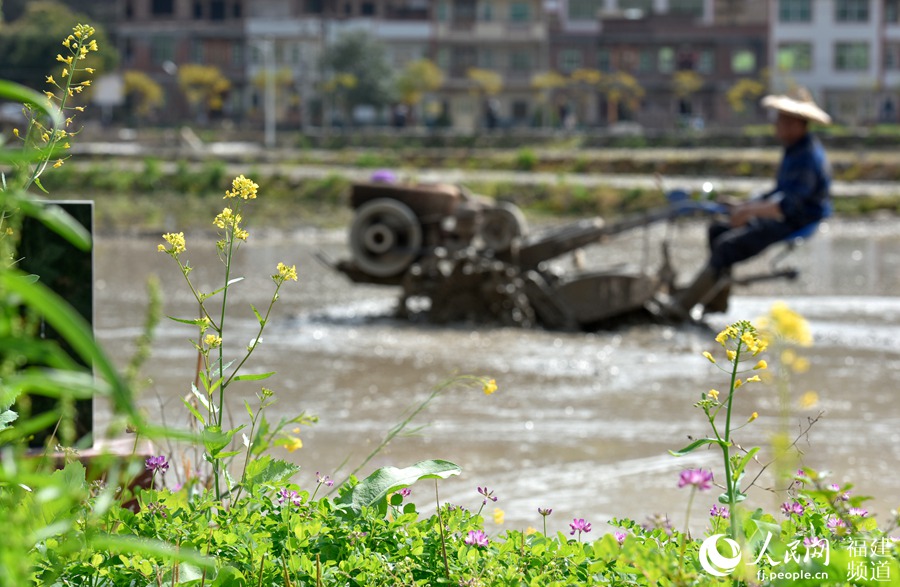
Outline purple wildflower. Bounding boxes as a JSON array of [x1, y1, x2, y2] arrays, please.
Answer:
[[569, 518, 592, 536], [477, 486, 498, 505], [277, 488, 302, 507], [145, 501, 168, 518], [848, 507, 868, 517], [145, 455, 169, 475], [316, 471, 335, 487], [780, 501, 806, 517], [710, 505, 730, 519], [464, 530, 489, 548], [678, 469, 714, 491], [538, 508, 552, 516], [804, 536, 827, 549], [829, 484, 850, 501], [614, 530, 627, 545], [826, 516, 848, 535], [399, 488, 411, 497]]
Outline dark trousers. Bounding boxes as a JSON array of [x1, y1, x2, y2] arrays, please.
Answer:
[[707, 219, 796, 274]]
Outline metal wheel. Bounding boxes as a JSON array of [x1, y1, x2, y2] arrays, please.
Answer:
[[480, 202, 528, 252], [349, 198, 423, 277]]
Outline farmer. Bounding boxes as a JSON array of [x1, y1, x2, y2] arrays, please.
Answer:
[[666, 86, 832, 318]]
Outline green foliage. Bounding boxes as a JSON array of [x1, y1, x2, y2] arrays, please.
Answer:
[[321, 32, 395, 117]]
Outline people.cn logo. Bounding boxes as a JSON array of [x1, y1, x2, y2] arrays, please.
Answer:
[[698, 534, 742, 577]]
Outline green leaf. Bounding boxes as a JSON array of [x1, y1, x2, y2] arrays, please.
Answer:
[[202, 425, 244, 458], [732, 446, 760, 483], [0, 409, 18, 431], [233, 371, 275, 382], [668, 437, 726, 456], [243, 455, 300, 487], [202, 277, 245, 301], [88, 534, 215, 570], [344, 459, 462, 514], [17, 199, 91, 251], [0, 272, 139, 426], [182, 397, 206, 426], [166, 315, 211, 326], [250, 303, 265, 326]]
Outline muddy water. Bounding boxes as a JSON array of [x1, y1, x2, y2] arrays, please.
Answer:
[[94, 217, 900, 534]]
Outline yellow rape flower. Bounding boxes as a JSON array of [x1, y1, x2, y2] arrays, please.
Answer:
[[726, 350, 736, 362], [799, 391, 819, 409], [493, 508, 505, 525], [225, 174, 259, 200], [707, 389, 719, 401], [791, 357, 810, 374], [160, 232, 186, 254], [284, 437, 303, 452], [204, 334, 222, 348], [734, 378, 743, 389], [753, 360, 767, 370], [53, 159, 64, 168], [483, 378, 498, 395], [46, 75, 56, 85], [234, 227, 249, 241], [275, 262, 298, 282]]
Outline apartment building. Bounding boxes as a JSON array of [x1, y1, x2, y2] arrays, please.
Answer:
[[246, 0, 431, 127], [116, 0, 248, 122], [548, 0, 768, 128], [431, 0, 549, 130], [771, 0, 900, 125]]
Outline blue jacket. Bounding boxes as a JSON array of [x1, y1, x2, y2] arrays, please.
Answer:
[[762, 133, 831, 228]]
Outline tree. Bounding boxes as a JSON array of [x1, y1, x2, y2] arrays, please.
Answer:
[[321, 33, 394, 124], [598, 71, 644, 124], [531, 71, 567, 128], [252, 66, 295, 121], [123, 70, 163, 120], [672, 70, 704, 119], [0, 1, 117, 90], [568, 69, 602, 125], [177, 64, 231, 123], [467, 68, 503, 129], [727, 78, 766, 115], [395, 59, 444, 123]]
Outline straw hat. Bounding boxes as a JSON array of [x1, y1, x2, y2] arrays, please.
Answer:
[[761, 87, 832, 125]]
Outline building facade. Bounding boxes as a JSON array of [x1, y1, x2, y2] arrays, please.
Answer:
[[770, 0, 900, 124], [116, 0, 248, 122]]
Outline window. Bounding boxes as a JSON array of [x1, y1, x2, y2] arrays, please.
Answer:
[[190, 39, 204, 63], [568, 0, 602, 20], [211, 0, 226, 20], [510, 50, 532, 71], [619, 0, 653, 13], [509, 1, 530, 22], [481, 0, 493, 21], [151, 0, 174, 16], [305, 0, 324, 13], [731, 49, 756, 73], [511, 100, 528, 122], [479, 48, 494, 68], [151, 36, 175, 64], [454, 0, 476, 21], [638, 49, 654, 72], [436, 0, 448, 21], [778, 0, 811, 22], [193, 0, 203, 18], [697, 50, 714, 74], [436, 48, 450, 69], [777, 42, 812, 71], [885, 42, 900, 69], [670, 0, 703, 17], [361, 2, 376, 16], [598, 48, 611, 72], [834, 42, 869, 70], [233, 1, 242, 18], [835, 0, 868, 22], [124, 0, 134, 19], [232, 43, 244, 67], [658, 47, 674, 73], [887, 0, 900, 23], [559, 49, 583, 72]]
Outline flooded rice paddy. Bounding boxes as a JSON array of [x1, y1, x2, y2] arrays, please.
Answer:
[[94, 216, 900, 533]]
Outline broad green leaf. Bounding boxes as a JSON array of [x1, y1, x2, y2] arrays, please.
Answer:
[[89, 534, 215, 570], [18, 199, 91, 251], [243, 455, 300, 487], [344, 459, 461, 514], [233, 371, 275, 382], [0, 409, 18, 431], [669, 437, 726, 456], [202, 425, 244, 457], [0, 271, 139, 426]]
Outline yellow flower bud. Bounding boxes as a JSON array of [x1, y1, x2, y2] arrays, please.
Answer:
[[702, 351, 716, 364], [753, 360, 767, 370], [483, 378, 498, 395], [734, 378, 743, 389], [748, 412, 758, 423], [746, 375, 761, 383]]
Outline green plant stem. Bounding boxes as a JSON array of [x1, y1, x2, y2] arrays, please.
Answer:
[[678, 487, 697, 578], [435, 480, 450, 581], [722, 341, 744, 540]]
